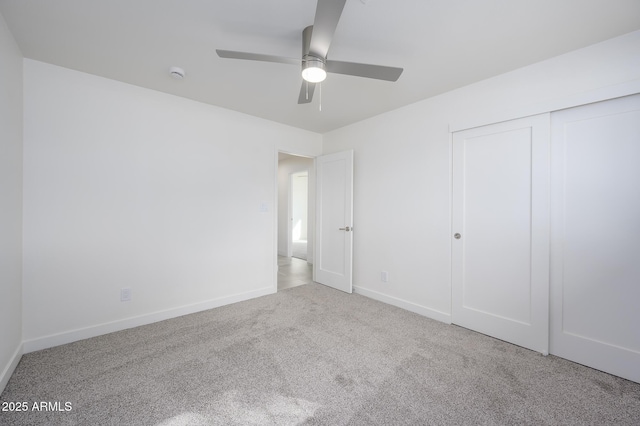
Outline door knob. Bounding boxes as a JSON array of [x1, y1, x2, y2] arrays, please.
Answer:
[[454, 233, 461, 239], [339, 226, 352, 232]]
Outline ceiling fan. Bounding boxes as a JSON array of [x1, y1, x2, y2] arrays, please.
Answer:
[[216, 0, 403, 104]]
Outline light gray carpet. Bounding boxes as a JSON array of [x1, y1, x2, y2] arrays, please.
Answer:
[[2, 283, 639, 425]]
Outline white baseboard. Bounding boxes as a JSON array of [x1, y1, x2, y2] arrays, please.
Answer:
[[23, 287, 275, 354], [0, 342, 23, 394], [353, 285, 452, 324]]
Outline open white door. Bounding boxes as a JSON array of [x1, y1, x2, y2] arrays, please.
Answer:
[[314, 150, 353, 293], [452, 114, 550, 354]]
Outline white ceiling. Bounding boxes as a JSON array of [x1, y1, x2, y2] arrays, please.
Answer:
[[2, 0, 640, 133]]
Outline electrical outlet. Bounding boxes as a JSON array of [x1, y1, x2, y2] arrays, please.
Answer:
[[120, 288, 131, 302], [381, 271, 389, 283]]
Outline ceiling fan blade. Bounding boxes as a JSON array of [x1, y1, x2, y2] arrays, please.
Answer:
[[298, 81, 316, 104], [309, 0, 347, 58], [216, 49, 300, 66], [326, 60, 403, 82]]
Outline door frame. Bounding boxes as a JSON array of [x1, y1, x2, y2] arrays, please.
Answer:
[[274, 150, 316, 292]]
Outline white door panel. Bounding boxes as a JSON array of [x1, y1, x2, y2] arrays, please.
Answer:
[[452, 114, 550, 354], [314, 150, 353, 293], [550, 94, 640, 383], [462, 128, 533, 324]]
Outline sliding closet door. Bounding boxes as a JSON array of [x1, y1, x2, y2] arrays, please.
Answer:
[[452, 114, 550, 354], [550, 94, 640, 383]]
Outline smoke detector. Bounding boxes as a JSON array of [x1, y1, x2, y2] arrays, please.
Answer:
[[169, 66, 185, 80]]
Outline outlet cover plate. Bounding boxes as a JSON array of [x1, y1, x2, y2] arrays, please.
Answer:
[[120, 288, 131, 302]]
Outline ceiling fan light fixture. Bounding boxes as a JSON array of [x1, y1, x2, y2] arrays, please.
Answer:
[[301, 57, 327, 83]]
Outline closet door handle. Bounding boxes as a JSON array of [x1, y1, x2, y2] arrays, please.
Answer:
[[339, 226, 352, 232], [454, 233, 461, 239]]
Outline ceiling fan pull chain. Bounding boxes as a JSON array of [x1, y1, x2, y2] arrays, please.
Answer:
[[319, 82, 322, 112], [306, 81, 309, 100]]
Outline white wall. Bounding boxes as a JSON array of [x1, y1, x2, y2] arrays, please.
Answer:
[[0, 11, 23, 392], [322, 30, 640, 323], [22, 60, 321, 351], [277, 155, 315, 261]]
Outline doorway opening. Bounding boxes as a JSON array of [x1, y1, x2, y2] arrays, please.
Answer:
[[277, 152, 314, 290]]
